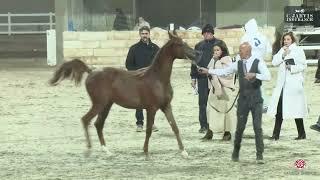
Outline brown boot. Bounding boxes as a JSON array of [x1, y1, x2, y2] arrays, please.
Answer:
[[201, 129, 213, 140]]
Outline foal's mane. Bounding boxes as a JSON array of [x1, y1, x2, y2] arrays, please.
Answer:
[[132, 32, 180, 77], [149, 35, 180, 67]]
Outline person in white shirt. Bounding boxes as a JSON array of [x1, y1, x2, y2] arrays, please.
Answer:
[[198, 42, 271, 164], [240, 18, 273, 112]]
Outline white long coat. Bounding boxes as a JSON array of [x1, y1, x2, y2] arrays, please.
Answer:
[[267, 43, 308, 119]]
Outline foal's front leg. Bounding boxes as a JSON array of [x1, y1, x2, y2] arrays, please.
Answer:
[[143, 108, 157, 158], [162, 104, 188, 158]]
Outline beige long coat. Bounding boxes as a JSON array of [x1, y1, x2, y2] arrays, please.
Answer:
[[207, 56, 236, 133]]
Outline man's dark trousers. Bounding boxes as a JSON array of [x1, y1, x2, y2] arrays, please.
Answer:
[[197, 78, 209, 129], [233, 59, 264, 156], [234, 95, 264, 155], [135, 109, 144, 125]]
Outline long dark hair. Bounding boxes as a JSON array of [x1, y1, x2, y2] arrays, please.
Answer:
[[213, 43, 229, 59], [281, 32, 296, 47]]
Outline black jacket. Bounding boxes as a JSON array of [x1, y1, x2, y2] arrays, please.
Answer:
[[125, 40, 160, 70], [190, 38, 229, 79], [316, 59, 320, 79], [113, 13, 129, 30]]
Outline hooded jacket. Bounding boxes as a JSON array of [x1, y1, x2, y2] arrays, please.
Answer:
[[240, 18, 272, 61]]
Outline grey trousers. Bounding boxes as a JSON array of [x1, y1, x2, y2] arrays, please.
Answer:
[[234, 96, 264, 154]]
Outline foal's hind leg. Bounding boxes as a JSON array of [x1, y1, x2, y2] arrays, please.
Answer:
[[94, 103, 113, 154], [161, 104, 188, 158], [143, 108, 157, 158], [81, 104, 104, 151]]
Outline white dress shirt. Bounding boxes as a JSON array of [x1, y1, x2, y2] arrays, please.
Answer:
[[208, 56, 271, 81]]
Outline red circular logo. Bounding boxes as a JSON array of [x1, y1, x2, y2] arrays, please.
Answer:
[[294, 159, 306, 169]]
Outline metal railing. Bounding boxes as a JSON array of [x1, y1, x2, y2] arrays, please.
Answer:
[[0, 12, 55, 35]]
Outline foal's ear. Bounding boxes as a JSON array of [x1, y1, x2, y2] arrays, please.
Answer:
[[168, 31, 174, 39], [168, 30, 178, 39], [173, 29, 178, 36]]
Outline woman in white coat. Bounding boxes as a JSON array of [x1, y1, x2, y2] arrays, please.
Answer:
[[267, 32, 308, 140]]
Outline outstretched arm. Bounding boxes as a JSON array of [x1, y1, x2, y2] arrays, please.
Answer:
[[208, 62, 237, 76], [198, 62, 237, 76]]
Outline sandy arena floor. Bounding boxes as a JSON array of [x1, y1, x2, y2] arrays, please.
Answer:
[[0, 63, 319, 179]]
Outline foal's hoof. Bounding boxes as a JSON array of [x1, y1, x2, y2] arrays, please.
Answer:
[[84, 149, 92, 157], [145, 154, 151, 161], [181, 150, 189, 159], [101, 146, 113, 156]]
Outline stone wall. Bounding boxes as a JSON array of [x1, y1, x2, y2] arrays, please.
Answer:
[[63, 27, 276, 67]]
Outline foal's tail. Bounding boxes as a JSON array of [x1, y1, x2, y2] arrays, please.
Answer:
[[49, 59, 92, 86]]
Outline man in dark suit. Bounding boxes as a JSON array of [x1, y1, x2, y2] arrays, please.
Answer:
[[198, 42, 271, 164], [125, 26, 160, 132]]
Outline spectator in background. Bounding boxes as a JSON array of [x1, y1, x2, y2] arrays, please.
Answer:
[[240, 18, 272, 61], [113, 8, 129, 30], [190, 24, 229, 134], [134, 17, 150, 30], [267, 32, 308, 141], [241, 18, 272, 112], [125, 26, 160, 132], [310, 59, 320, 131]]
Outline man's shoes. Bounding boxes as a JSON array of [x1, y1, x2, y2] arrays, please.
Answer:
[[256, 153, 264, 164], [262, 105, 268, 113], [268, 135, 279, 141], [222, 132, 231, 141], [314, 79, 320, 83], [310, 124, 320, 132], [136, 125, 143, 132], [198, 127, 207, 134], [152, 125, 159, 132], [231, 149, 239, 162], [201, 129, 213, 140], [294, 134, 306, 140]]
